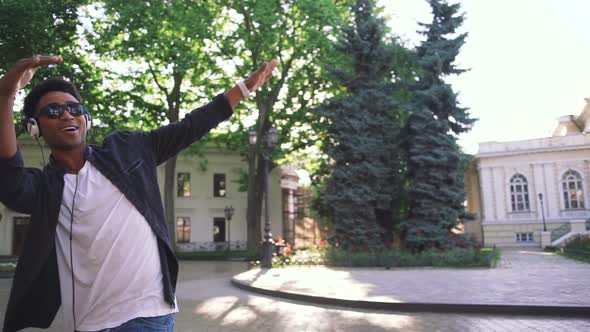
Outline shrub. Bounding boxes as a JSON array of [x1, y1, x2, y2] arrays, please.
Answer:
[[0, 257, 17, 273], [175, 250, 256, 261], [563, 235, 590, 263], [250, 246, 498, 269]]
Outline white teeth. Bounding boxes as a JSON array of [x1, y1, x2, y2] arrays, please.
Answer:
[[61, 127, 78, 132]]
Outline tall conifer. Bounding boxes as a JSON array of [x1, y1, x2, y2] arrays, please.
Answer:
[[318, 0, 403, 249], [403, 0, 475, 250]]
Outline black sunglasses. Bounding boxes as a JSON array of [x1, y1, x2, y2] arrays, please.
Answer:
[[37, 102, 87, 119]]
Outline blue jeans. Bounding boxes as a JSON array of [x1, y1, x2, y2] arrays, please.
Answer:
[[100, 313, 175, 331]]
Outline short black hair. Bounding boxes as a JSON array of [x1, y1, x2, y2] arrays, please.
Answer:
[[22, 78, 82, 119]]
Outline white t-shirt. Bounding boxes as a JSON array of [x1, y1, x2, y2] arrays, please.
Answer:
[[55, 161, 177, 332]]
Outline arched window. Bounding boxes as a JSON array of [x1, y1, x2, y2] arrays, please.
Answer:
[[562, 170, 585, 209], [510, 174, 530, 212]]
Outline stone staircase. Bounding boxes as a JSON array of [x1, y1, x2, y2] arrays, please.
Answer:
[[547, 219, 590, 248]]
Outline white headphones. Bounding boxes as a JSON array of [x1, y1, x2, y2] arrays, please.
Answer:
[[23, 113, 92, 139]]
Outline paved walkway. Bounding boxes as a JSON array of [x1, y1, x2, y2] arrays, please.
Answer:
[[232, 249, 590, 316], [1, 250, 589, 331]]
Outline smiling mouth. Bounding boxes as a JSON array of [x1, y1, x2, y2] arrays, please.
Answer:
[[60, 126, 79, 132]]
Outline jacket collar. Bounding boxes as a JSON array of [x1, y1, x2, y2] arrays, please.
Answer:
[[46, 145, 94, 175]]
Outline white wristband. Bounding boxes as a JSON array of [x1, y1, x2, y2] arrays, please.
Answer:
[[237, 80, 251, 98]]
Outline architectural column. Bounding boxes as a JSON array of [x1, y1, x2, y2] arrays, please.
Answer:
[[479, 167, 496, 222], [584, 160, 590, 209], [280, 166, 299, 245], [492, 167, 506, 221], [532, 163, 546, 219], [544, 163, 559, 218]]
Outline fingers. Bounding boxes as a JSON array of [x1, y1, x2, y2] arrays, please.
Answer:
[[267, 59, 278, 71], [3, 56, 63, 92], [14, 56, 63, 72], [34, 55, 63, 67], [242, 59, 279, 94], [260, 59, 278, 82]]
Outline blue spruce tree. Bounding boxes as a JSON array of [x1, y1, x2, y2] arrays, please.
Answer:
[[318, 0, 404, 249], [403, 0, 476, 251]]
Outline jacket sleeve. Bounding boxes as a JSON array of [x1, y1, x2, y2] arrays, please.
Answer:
[[145, 94, 233, 165], [0, 149, 41, 214]]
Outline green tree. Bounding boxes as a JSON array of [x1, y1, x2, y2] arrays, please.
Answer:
[[86, 0, 224, 244], [0, 0, 82, 67], [317, 0, 406, 249], [403, 0, 476, 251], [0, 0, 105, 135], [213, 0, 345, 251]]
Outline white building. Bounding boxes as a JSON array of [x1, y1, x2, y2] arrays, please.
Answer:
[[0, 136, 286, 256], [466, 99, 590, 247]]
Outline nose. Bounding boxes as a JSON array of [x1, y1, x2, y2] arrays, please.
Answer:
[[60, 109, 76, 120]]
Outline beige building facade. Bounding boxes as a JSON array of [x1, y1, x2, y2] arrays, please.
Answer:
[[467, 99, 590, 247], [0, 137, 286, 256]]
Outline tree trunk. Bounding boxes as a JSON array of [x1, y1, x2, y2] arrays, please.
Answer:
[[246, 145, 261, 252], [163, 70, 182, 249], [164, 156, 178, 246], [246, 103, 272, 253]]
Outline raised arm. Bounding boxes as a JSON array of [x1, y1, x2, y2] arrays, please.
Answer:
[[147, 59, 278, 164], [224, 59, 278, 109], [0, 56, 63, 158]]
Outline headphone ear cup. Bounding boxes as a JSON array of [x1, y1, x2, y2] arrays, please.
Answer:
[[26, 118, 40, 139], [85, 113, 92, 132]]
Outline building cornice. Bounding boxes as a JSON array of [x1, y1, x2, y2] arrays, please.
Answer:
[[476, 135, 590, 159]]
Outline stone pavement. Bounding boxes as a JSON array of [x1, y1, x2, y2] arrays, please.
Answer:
[[232, 249, 590, 316], [0, 251, 589, 331]]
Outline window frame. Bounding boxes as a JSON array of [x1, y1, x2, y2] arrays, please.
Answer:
[[177, 172, 191, 197], [213, 217, 226, 242], [515, 232, 534, 243], [562, 170, 585, 210], [509, 174, 530, 212], [176, 216, 191, 243], [213, 173, 227, 198]]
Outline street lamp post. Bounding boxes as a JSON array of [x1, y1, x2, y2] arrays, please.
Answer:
[[224, 206, 234, 254], [249, 128, 278, 268], [538, 193, 547, 232]]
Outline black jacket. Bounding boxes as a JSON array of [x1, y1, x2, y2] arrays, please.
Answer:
[[1, 94, 233, 331]]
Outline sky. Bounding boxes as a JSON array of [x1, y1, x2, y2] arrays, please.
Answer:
[[379, 0, 590, 154]]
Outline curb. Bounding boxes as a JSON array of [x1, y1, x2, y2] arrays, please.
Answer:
[[231, 278, 590, 318]]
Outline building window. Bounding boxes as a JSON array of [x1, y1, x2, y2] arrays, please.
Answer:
[[214, 173, 226, 197], [213, 217, 226, 242], [176, 217, 191, 243], [562, 170, 585, 209], [177, 173, 191, 197], [510, 174, 530, 211], [515, 232, 534, 242]]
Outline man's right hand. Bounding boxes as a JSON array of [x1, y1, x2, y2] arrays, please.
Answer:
[[0, 56, 63, 97]]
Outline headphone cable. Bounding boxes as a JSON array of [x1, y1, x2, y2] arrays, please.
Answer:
[[34, 137, 46, 167]]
